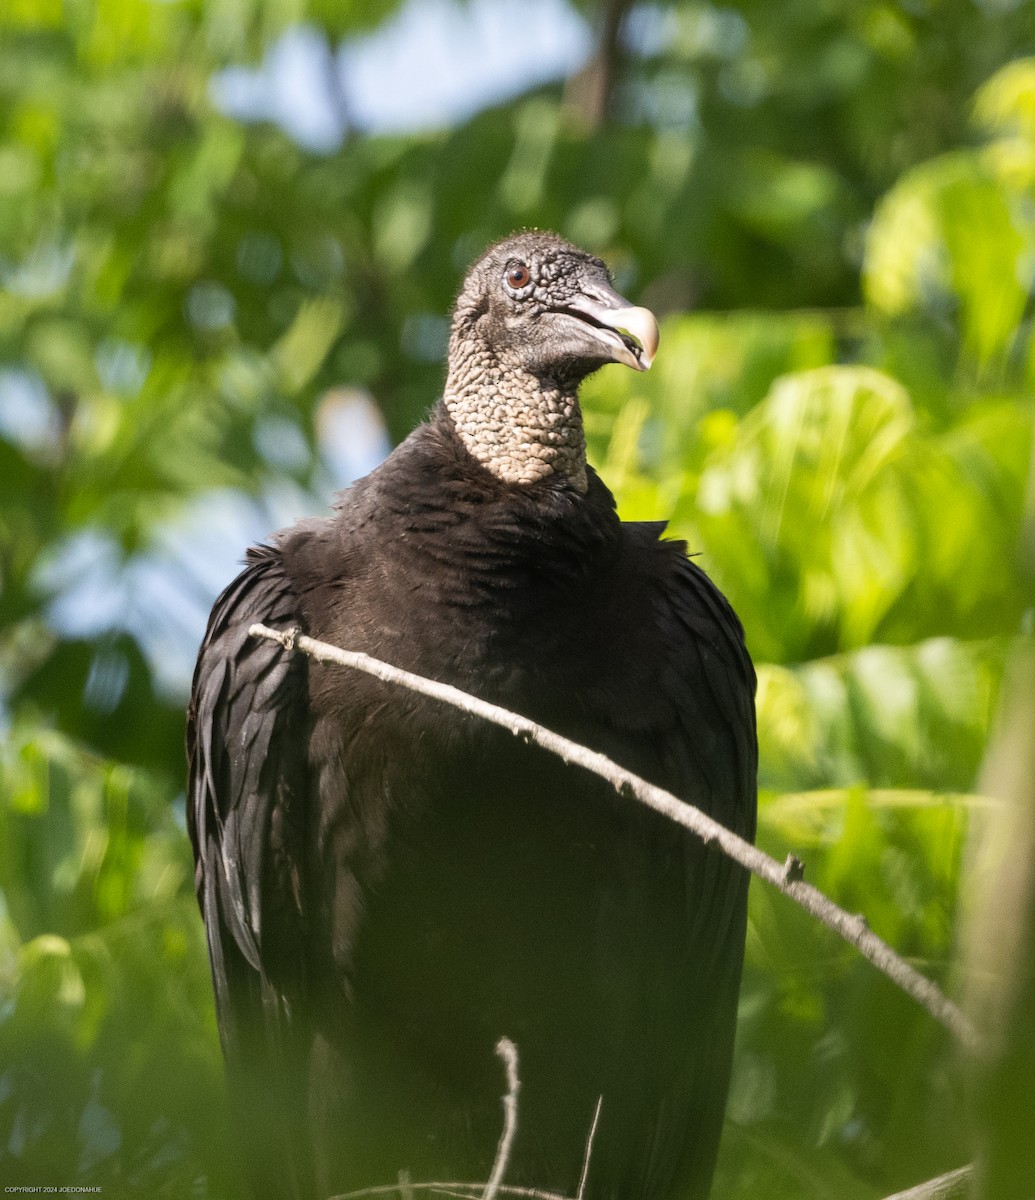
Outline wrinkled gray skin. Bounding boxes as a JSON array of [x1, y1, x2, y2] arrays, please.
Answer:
[[444, 231, 658, 493]]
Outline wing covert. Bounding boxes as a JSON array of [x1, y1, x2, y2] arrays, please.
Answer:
[[667, 551, 757, 841], [186, 543, 312, 1200], [641, 542, 758, 1198]]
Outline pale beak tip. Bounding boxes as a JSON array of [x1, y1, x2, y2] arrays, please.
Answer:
[[631, 307, 660, 371]]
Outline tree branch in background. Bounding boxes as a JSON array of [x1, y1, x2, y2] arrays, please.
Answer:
[[880, 1166, 974, 1200], [963, 650, 1035, 1197], [959, 418, 1035, 1200], [563, 0, 633, 128], [248, 623, 981, 1053]]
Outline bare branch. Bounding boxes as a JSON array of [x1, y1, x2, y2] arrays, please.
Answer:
[[483, 1038, 520, 1200], [338, 1185, 568, 1200], [576, 1097, 603, 1200], [249, 623, 981, 1053], [345, 1159, 976, 1200], [880, 1165, 973, 1200]]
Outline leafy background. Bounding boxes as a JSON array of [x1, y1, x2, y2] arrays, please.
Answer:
[[1, 0, 1034, 1196]]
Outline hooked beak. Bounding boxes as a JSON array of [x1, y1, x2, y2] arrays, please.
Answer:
[[558, 283, 660, 372]]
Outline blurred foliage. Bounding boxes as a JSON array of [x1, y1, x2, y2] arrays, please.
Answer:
[[722, 787, 974, 1199], [1, 0, 1034, 1196], [0, 724, 235, 1195]]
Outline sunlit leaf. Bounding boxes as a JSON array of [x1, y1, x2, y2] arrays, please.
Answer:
[[974, 56, 1035, 191], [864, 152, 1028, 367], [756, 636, 1007, 794]]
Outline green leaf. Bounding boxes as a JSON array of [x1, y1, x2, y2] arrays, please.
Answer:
[[864, 152, 1028, 367], [722, 784, 976, 1196], [757, 636, 1007, 793]]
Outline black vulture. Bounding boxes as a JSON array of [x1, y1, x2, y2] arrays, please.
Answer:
[[187, 231, 757, 1200]]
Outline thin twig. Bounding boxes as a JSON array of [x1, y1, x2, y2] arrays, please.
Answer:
[[880, 1165, 973, 1200], [576, 1097, 603, 1200], [483, 1038, 521, 1200], [249, 623, 981, 1053], [337, 1183, 568, 1200], [336, 1090, 602, 1200]]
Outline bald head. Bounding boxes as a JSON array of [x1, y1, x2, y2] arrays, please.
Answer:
[[444, 232, 659, 491]]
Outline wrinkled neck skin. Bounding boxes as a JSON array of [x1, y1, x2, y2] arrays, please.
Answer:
[[443, 329, 589, 495]]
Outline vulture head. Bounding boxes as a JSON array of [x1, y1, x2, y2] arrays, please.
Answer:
[[444, 231, 659, 493]]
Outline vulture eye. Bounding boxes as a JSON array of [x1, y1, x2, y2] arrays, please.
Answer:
[[505, 262, 532, 291]]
